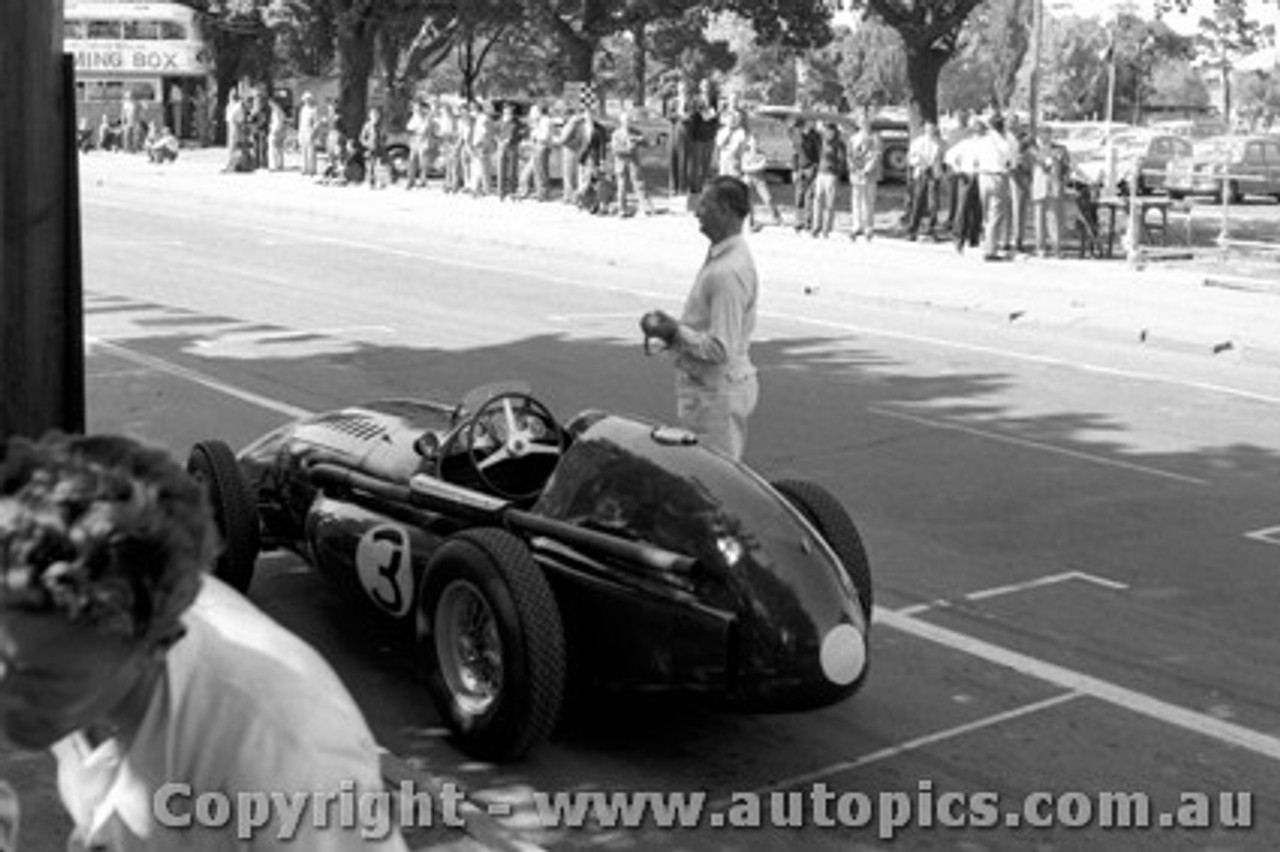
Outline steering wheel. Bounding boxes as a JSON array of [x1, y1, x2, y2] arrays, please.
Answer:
[[458, 392, 565, 501]]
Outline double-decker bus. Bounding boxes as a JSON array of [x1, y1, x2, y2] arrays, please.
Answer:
[[65, 0, 214, 142]]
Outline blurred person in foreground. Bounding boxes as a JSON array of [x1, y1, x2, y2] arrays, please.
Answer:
[[0, 432, 407, 852], [639, 176, 759, 461]]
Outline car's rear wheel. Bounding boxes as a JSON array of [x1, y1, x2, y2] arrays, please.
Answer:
[[771, 479, 873, 622], [420, 528, 565, 761], [187, 440, 260, 594], [1168, 190, 1186, 201]]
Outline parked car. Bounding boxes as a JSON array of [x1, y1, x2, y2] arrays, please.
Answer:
[[1164, 134, 1280, 203], [1073, 130, 1193, 195], [187, 380, 874, 761], [749, 105, 909, 183]]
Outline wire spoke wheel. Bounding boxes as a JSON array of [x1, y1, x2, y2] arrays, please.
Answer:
[[435, 580, 504, 717]]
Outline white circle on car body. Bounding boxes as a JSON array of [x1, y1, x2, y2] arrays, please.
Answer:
[[355, 523, 414, 618], [820, 624, 866, 685]]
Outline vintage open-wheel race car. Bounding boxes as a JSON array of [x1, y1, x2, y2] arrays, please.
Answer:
[[187, 381, 874, 761]]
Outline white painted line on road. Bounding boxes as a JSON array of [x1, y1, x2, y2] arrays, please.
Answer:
[[869, 405, 1210, 486], [877, 606, 1280, 763], [965, 570, 1130, 602], [89, 198, 1280, 408], [547, 312, 639, 322], [88, 338, 313, 420], [709, 692, 1082, 808], [1244, 526, 1280, 546]]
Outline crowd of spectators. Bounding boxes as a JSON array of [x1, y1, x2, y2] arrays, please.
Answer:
[[73, 82, 1080, 258]]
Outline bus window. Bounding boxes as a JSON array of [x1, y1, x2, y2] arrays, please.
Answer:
[[124, 21, 160, 39], [65, 19, 86, 39], [159, 21, 188, 40], [87, 20, 122, 39]]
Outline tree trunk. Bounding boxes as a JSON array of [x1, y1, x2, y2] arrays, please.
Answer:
[[905, 44, 948, 126], [337, 18, 375, 140], [632, 23, 647, 107]]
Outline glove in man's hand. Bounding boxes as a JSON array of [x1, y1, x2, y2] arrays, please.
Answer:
[[640, 310, 679, 346]]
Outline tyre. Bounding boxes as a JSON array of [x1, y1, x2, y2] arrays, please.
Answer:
[[771, 479, 873, 622], [1168, 190, 1185, 201], [420, 528, 565, 761], [187, 440, 260, 594], [1228, 180, 1243, 205], [882, 144, 908, 180]]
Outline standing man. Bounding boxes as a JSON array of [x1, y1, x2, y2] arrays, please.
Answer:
[[518, 103, 554, 200], [670, 80, 697, 195], [846, 110, 883, 241], [811, 121, 847, 238], [977, 114, 1015, 261], [942, 109, 973, 234], [945, 118, 986, 254], [222, 90, 245, 172], [638, 176, 760, 461], [297, 91, 319, 177], [1031, 128, 1071, 258], [789, 116, 820, 233], [905, 122, 944, 241]]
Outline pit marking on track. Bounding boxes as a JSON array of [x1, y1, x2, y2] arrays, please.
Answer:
[[1244, 525, 1280, 546], [894, 571, 1129, 616]]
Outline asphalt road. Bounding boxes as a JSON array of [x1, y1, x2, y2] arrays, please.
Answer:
[[13, 155, 1280, 850]]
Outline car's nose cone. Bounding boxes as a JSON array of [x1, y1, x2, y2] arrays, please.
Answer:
[[820, 622, 867, 685]]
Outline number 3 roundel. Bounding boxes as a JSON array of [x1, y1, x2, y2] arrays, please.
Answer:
[[355, 524, 413, 617]]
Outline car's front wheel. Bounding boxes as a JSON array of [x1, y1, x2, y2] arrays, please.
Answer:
[[771, 479, 873, 622], [187, 440, 260, 594], [420, 528, 565, 761]]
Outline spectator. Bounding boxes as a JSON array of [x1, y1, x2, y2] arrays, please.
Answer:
[[0, 432, 408, 851], [121, 90, 141, 153], [297, 92, 320, 177], [846, 110, 883, 241], [715, 108, 748, 178], [637, 176, 760, 461], [1005, 115, 1033, 253], [576, 101, 610, 205], [811, 122, 847, 238], [906, 122, 944, 241], [977, 114, 1015, 261], [670, 80, 697, 195], [1031, 128, 1071, 258], [789, 116, 821, 233], [742, 120, 782, 230], [222, 91, 244, 171], [96, 114, 123, 152], [611, 110, 655, 217], [405, 99, 435, 190], [467, 106, 494, 196], [359, 106, 388, 190], [146, 124, 180, 163], [246, 95, 268, 170], [942, 109, 974, 234], [448, 108, 472, 194], [690, 79, 721, 194], [945, 118, 986, 254], [518, 103, 554, 201], [267, 98, 287, 171], [494, 103, 521, 200], [556, 103, 588, 204]]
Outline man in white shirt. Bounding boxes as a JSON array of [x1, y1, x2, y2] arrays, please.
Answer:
[[638, 176, 759, 461], [945, 119, 986, 253], [0, 433, 408, 852], [975, 114, 1015, 260], [906, 122, 944, 240]]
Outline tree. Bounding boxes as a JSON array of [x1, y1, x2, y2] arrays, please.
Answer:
[[938, 0, 1030, 116], [178, 1, 277, 143], [852, 0, 987, 125], [526, 0, 833, 87], [836, 18, 909, 109], [1194, 0, 1274, 121]]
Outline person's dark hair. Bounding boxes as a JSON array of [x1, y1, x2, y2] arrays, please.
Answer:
[[989, 114, 1006, 134], [704, 175, 751, 220], [0, 433, 215, 642]]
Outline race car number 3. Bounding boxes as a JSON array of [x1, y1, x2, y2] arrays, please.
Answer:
[[356, 524, 414, 617]]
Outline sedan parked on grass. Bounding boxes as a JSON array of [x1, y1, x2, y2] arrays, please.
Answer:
[[1165, 135, 1280, 203]]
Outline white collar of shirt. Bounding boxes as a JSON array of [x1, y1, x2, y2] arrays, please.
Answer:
[[707, 233, 746, 262]]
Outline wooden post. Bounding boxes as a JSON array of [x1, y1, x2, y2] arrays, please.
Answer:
[[0, 0, 84, 440]]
